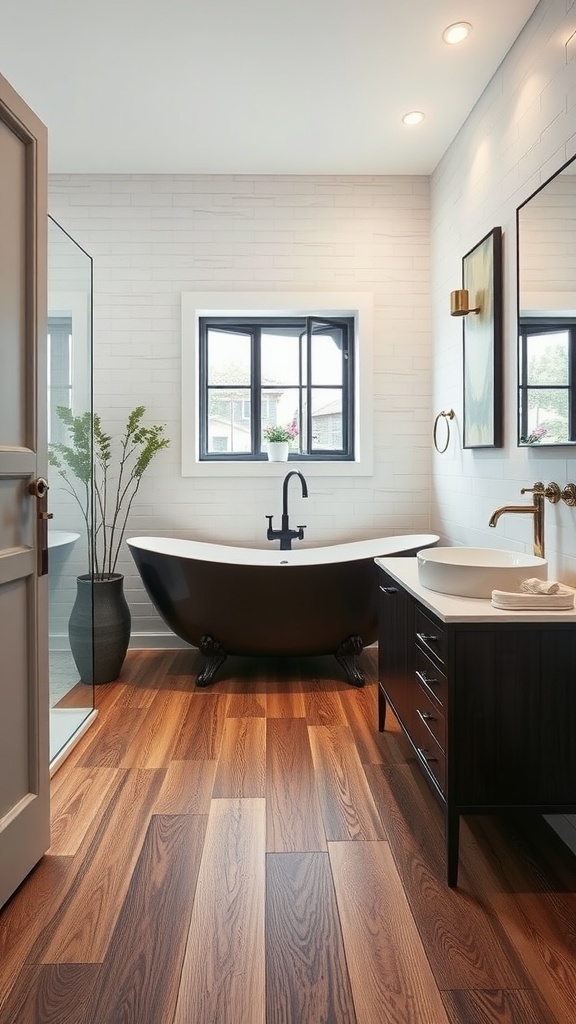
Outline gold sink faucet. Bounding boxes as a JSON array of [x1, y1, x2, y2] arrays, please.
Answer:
[[488, 481, 561, 559]]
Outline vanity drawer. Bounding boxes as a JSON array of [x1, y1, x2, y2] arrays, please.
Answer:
[[413, 684, 446, 752], [415, 606, 446, 665], [413, 646, 448, 709], [414, 729, 446, 795]]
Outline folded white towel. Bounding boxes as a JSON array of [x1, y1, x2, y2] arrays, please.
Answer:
[[520, 577, 560, 594], [491, 585, 574, 610]]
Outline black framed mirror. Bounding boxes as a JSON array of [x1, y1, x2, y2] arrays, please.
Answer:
[[517, 153, 576, 446]]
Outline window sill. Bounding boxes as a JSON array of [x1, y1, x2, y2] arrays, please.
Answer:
[[187, 457, 373, 478]]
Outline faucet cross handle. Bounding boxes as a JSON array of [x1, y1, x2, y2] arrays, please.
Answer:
[[562, 483, 576, 507], [520, 481, 561, 503]]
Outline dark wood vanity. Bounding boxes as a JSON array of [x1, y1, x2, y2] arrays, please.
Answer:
[[376, 557, 576, 886]]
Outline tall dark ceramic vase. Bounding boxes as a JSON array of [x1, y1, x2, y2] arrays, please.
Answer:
[[69, 573, 131, 684]]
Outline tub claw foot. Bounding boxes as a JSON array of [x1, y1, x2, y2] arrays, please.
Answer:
[[197, 635, 227, 687], [335, 635, 365, 687]]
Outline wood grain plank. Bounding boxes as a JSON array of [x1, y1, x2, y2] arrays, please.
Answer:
[[153, 759, 217, 815], [217, 656, 267, 717], [32, 769, 164, 964], [52, 681, 93, 710], [162, 647, 202, 686], [457, 815, 576, 1024], [266, 718, 326, 853], [441, 988, 558, 1024], [120, 689, 192, 768], [303, 675, 348, 727], [212, 717, 266, 798], [84, 814, 207, 1024], [49, 682, 126, 784], [264, 659, 305, 718], [307, 725, 385, 841], [0, 963, 100, 1024], [266, 851, 357, 1024], [49, 766, 120, 856], [226, 684, 266, 719], [329, 839, 451, 1024], [0, 856, 72, 1009], [173, 798, 266, 1024], [173, 692, 228, 760], [3, 649, 576, 1024], [118, 649, 186, 704], [338, 681, 409, 765], [78, 706, 148, 768], [364, 763, 529, 989]]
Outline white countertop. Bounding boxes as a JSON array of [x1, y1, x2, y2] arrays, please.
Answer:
[[375, 557, 576, 624]]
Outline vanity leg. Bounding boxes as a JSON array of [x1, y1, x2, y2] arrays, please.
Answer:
[[378, 685, 387, 731], [446, 806, 460, 887]]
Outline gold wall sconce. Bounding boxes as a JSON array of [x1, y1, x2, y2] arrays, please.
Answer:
[[450, 288, 480, 316]]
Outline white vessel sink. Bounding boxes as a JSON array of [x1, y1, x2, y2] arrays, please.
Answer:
[[416, 546, 548, 598]]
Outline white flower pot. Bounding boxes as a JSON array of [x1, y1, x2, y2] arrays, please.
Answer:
[[267, 441, 290, 462]]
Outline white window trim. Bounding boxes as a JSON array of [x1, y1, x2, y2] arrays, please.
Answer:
[[181, 291, 374, 477]]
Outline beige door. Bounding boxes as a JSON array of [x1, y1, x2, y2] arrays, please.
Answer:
[[0, 72, 49, 909]]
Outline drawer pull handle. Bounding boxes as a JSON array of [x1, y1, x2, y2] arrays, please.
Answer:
[[417, 708, 436, 723], [417, 632, 439, 644], [416, 669, 438, 688], [380, 586, 398, 594], [416, 746, 438, 765]]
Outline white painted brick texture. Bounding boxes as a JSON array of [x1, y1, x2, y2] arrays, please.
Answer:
[[48, 174, 432, 637], [431, 0, 576, 586]]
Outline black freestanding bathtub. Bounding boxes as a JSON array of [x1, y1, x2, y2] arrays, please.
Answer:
[[127, 533, 438, 686]]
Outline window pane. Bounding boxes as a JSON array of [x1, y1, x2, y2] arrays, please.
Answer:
[[207, 388, 252, 452], [526, 332, 569, 386], [311, 330, 344, 385], [522, 388, 569, 444], [310, 389, 343, 450], [261, 329, 303, 385], [261, 387, 300, 452], [207, 329, 251, 386]]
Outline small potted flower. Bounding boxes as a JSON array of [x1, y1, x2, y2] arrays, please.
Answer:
[[263, 419, 298, 461]]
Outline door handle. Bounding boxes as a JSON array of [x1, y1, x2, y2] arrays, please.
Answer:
[[28, 477, 54, 576]]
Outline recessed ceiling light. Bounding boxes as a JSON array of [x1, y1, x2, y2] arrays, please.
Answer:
[[442, 21, 472, 45], [402, 111, 425, 126]]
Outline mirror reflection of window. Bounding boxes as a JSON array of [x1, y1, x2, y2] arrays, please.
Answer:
[[518, 324, 574, 444], [47, 316, 73, 444], [517, 153, 576, 446]]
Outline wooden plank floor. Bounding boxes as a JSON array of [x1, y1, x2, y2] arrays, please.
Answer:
[[2, 647, 576, 1023]]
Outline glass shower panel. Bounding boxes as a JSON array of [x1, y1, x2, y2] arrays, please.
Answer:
[[47, 215, 94, 764]]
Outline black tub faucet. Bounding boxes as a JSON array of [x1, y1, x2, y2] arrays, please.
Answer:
[[266, 470, 308, 550]]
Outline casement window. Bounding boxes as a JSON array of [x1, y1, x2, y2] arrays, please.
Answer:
[[198, 315, 355, 461]]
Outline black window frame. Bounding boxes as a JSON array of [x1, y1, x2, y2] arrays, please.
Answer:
[[518, 317, 576, 444], [199, 315, 355, 461]]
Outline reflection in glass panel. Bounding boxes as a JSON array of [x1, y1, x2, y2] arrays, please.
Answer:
[[207, 329, 250, 385], [520, 388, 569, 444], [310, 388, 343, 450], [311, 331, 343, 386], [261, 329, 303, 385], [47, 215, 94, 766], [207, 388, 251, 452], [526, 332, 569, 385]]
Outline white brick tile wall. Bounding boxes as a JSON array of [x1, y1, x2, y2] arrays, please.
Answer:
[[48, 173, 433, 637], [431, 0, 576, 584]]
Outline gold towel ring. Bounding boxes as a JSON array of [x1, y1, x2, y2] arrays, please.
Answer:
[[433, 409, 455, 454]]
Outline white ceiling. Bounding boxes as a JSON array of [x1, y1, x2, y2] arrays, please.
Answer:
[[0, 0, 541, 175]]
